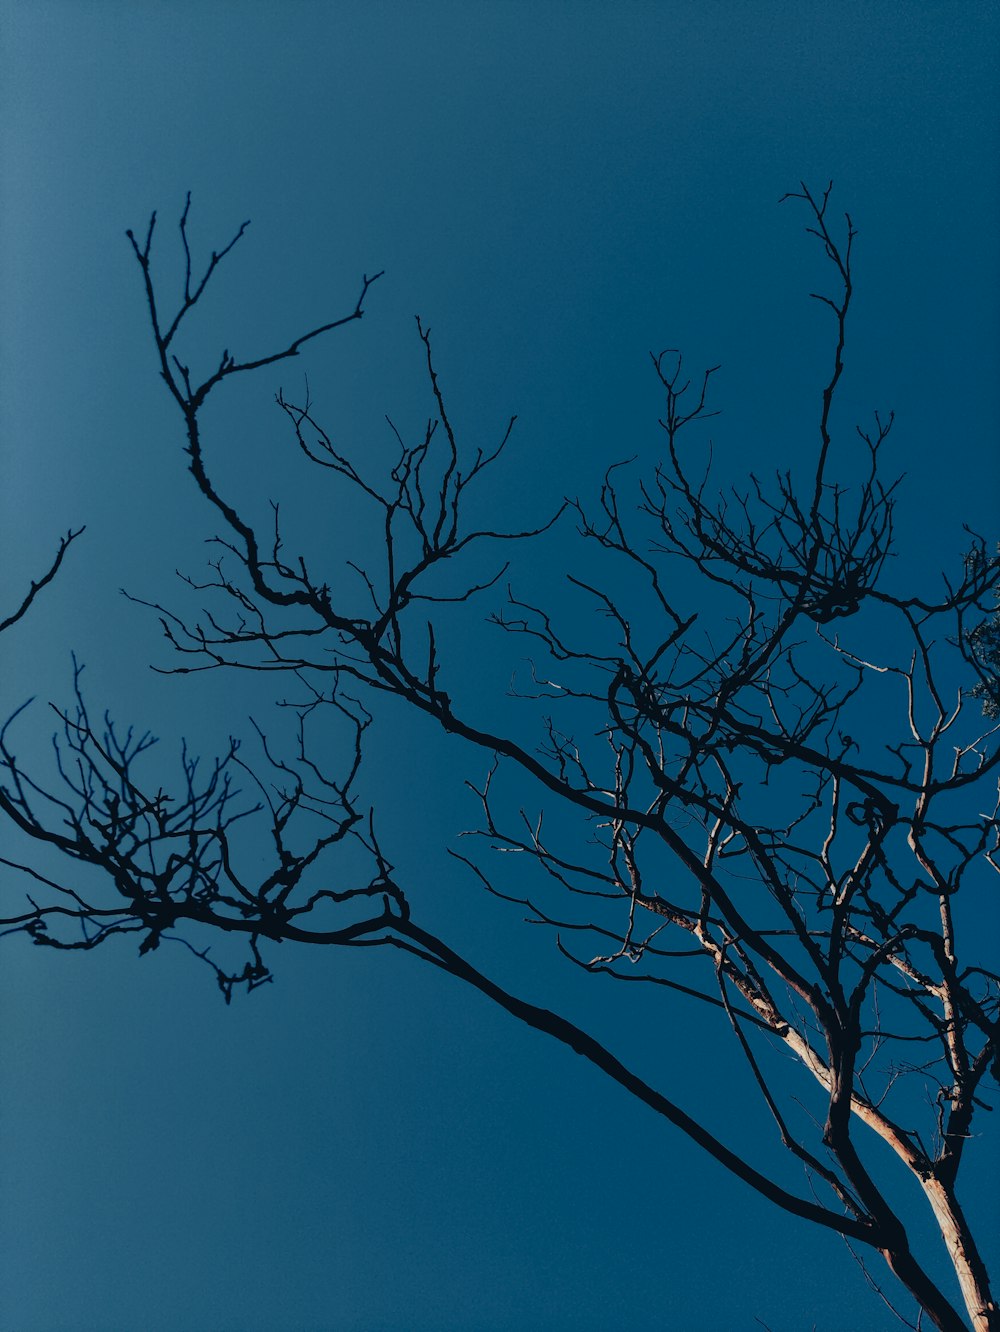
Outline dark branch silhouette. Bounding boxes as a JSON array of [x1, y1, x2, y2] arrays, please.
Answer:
[[0, 527, 84, 634]]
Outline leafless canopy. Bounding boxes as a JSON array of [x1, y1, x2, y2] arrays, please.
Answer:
[[2, 185, 998, 1332]]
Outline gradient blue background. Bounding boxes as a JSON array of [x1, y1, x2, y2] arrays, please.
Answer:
[[2, 3, 998, 1329]]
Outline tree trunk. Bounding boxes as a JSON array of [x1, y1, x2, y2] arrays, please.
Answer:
[[920, 1176, 998, 1332]]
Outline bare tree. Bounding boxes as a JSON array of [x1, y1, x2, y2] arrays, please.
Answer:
[[2, 186, 998, 1331]]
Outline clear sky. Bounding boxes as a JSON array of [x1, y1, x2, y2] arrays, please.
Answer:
[[1, 3, 998, 1330]]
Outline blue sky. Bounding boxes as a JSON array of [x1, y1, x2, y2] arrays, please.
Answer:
[[2, 3, 998, 1329]]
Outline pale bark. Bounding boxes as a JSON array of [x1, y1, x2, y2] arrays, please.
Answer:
[[921, 1177, 998, 1332]]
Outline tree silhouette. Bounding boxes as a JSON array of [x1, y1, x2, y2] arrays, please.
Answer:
[[2, 185, 998, 1331]]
